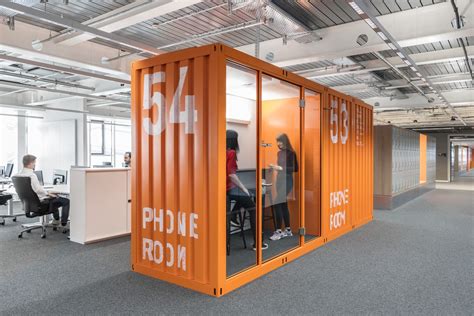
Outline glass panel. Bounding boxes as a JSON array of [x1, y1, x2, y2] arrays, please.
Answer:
[[115, 123, 132, 168], [261, 75, 300, 262], [225, 61, 258, 277], [304, 89, 321, 243]]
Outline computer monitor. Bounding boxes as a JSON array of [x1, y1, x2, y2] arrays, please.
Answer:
[[34, 170, 44, 186], [53, 169, 68, 185], [4, 163, 13, 178]]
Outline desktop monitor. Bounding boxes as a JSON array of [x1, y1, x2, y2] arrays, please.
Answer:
[[34, 170, 44, 186], [53, 169, 68, 185], [4, 163, 13, 178]]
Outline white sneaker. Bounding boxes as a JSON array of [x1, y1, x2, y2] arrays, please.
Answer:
[[282, 228, 293, 238], [269, 230, 283, 241], [252, 243, 269, 251]]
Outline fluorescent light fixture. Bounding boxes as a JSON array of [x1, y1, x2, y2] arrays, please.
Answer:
[[396, 51, 405, 58], [432, 90, 437, 93], [348, 1, 364, 15], [410, 66, 417, 72], [388, 43, 397, 50], [416, 72, 422, 77], [421, 78, 427, 82], [377, 31, 388, 40], [364, 18, 377, 29], [429, 86, 434, 90], [403, 59, 412, 66]]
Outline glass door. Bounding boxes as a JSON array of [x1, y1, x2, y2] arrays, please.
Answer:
[[260, 75, 301, 262]]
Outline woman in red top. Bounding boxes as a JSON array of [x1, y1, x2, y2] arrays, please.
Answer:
[[226, 130, 268, 251]]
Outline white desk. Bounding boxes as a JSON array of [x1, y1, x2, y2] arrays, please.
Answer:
[[1, 184, 69, 225], [69, 168, 131, 244]]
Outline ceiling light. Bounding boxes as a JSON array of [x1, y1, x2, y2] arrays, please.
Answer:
[[416, 72, 422, 77], [348, 2, 364, 15], [421, 78, 427, 82], [396, 51, 405, 58], [403, 59, 411, 66], [410, 66, 417, 72], [376, 31, 388, 40], [388, 43, 397, 50], [365, 19, 377, 29]]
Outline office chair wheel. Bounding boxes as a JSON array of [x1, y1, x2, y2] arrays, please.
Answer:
[[27, 230, 31, 233], [41, 233, 46, 239], [53, 227, 58, 231], [62, 228, 69, 234], [12, 217, 16, 222], [18, 233, 22, 238], [0, 221, 4, 226]]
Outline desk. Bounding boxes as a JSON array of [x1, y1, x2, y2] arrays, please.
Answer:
[[70, 168, 131, 244], [2, 184, 70, 225]]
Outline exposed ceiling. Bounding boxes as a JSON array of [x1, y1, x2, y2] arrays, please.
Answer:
[[0, 0, 472, 131]]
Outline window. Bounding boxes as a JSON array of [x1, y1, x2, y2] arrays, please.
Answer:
[[88, 117, 131, 167], [0, 114, 18, 173]]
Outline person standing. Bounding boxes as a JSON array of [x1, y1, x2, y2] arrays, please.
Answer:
[[269, 133, 298, 241], [123, 152, 131, 167]]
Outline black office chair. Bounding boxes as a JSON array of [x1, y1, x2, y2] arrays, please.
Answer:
[[12, 176, 60, 239], [0, 192, 13, 225], [226, 195, 250, 256]]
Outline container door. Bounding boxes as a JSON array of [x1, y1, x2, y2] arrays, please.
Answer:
[[261, 75, 301, 262], [225, 61, 258, 277]]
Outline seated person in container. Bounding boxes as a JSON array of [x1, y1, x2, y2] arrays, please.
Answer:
[[226, 130, 268, 251], [269, 133, 298, 241], [123, 151, 131, 167]]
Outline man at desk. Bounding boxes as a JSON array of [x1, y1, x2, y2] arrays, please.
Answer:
[[123, 152, 131, 168], [15, 155, 70, 227]]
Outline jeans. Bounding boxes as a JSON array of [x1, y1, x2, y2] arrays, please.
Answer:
[[275, 174, 293, 229], [50, 197, 70, 226]]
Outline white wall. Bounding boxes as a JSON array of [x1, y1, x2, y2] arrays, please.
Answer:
[[226, 94, 257, 170]]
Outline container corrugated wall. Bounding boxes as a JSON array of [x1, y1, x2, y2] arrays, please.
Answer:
[[131, 46, 219, 292], [131, 44, 374, 296], [321, 89, 373, 240]]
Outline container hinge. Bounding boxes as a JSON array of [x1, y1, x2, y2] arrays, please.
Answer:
[[299, 227, 305, 236], [261, 142, 272, 148], [299, 99, 305, 108]]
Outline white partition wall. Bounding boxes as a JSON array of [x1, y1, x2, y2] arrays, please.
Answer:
[[70, 168, 131, 244]]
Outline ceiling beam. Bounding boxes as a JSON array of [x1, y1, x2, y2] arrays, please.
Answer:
[[0, 54, 130, 85], [0, 2, 163, 55], [56, 0, 202, 46], [236, 0, 474, 67]]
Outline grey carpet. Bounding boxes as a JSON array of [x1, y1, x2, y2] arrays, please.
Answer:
[[0, 185, 473, 315]]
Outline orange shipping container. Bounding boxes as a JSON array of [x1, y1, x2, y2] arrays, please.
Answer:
[[131, 44, 373, 296]]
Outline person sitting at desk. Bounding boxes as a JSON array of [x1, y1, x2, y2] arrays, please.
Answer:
[[226, 130, 268, 251], [123, 152, 131, 167], [15, 154, 70, 227]]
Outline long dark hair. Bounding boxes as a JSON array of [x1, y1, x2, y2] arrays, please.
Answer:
[[226, 129, 239, 153], [276, 133, 295, 152]]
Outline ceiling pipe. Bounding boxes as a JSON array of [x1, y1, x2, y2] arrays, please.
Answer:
[[0, 70, 95, 91], [450, 0, 474, 80]]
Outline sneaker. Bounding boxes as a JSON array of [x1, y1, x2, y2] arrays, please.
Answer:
[[281, 228, 293, 238], [269, 230, 283, 241], [252, 243, 269, 251], [50, 219, 60, 226]]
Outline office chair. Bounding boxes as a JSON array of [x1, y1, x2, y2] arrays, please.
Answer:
[[0, 193, 14, 225], [12, 176, 61, 239]]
